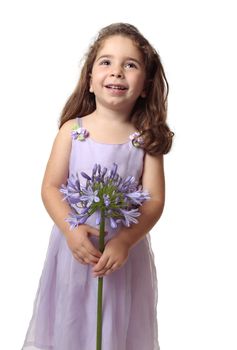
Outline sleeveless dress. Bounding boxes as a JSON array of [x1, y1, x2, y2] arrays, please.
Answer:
[[21, 117, 160, 350]]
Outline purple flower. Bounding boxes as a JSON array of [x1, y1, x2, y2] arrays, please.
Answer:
[[119, 208, 141, 226], [81, 172, 92, 181], [103, 194, 110, 207], [125, 190, 150, 205], [101, 167, 107, 178], [80, 186, 100, 207], [95, 210, 101, 225], [109, 216, 118, 228], [60, 162, 150, 230], [109, 163, 118, 179], [71, 126, 89, 141], [60, 174, 81, 204], [66, 212, 89, 229], [129, 132, 144, 148], [92, 164, 98, 177], [118, 176, 138, 193]]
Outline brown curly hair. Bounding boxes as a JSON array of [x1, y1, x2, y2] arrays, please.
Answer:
[[59, 23, 174, 155]]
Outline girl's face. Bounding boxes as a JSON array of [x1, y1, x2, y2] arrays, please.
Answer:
[[90, 35, 146, 113]]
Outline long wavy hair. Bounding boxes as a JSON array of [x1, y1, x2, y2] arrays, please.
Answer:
[[59, 23, 174, 155]]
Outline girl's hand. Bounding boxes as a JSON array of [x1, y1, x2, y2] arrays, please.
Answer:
[[66, 224, 102, 265], [92, 236, 131, 277]]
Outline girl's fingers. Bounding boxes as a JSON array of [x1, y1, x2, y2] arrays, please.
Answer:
[[106, 263, 118, 275], [93, 256, 112, 275], [93, 266, 115, 277], [83, 238, 102, 258], [76, 244, 101, 265], [73, 252, 87, 265], [95, 260, 120, 276], [88, 256, 100, 265], [76, 253, 96, 266]]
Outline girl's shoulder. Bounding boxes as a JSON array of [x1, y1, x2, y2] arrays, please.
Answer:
[[58, 118, 78, 136], [53, 119, 79, 148], [60, 118, 78, 129]]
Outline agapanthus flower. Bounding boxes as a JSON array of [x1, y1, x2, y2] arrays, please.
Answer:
[[125, 188, 150, 205], [66, 211, 89, 229], [119, 208, 141, 227], [60, 162, 150, 229], [79, 186, 100, 207], [60, 173, 81, 204]]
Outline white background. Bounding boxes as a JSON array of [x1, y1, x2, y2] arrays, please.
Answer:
[[0, 0, 236, 349]]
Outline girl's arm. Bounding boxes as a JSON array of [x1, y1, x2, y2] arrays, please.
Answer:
[[41, 119, 102, 265], [116, 152, 165, 248], [41, 119, 74, 236]]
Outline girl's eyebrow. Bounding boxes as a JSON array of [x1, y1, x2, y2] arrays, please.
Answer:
[[96, 54, 142, 66]]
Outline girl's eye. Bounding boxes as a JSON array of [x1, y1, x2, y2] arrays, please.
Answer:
[[124, 62, 137, 69], [99, 59, 111, 66]]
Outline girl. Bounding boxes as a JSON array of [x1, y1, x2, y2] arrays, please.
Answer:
[[22, 23, 174, 350]]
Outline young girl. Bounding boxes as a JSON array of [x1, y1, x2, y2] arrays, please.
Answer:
[[22, 23, 174, 350]]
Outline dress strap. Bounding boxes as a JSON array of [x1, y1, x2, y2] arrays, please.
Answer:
[[72, 117, 89, 141], [77, 117, 82, 127]]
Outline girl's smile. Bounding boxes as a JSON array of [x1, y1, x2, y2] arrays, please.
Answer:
[[104, 83, 128, 95]]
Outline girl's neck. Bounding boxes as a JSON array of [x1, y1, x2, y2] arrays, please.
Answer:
[[90, 107, 131, 127]]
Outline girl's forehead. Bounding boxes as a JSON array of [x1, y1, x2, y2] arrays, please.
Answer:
[[96, 35, 143, 60]]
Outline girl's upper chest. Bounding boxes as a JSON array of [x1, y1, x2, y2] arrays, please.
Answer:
[[71, 117, 145, 148]]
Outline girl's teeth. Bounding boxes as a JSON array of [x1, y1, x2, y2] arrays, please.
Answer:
[[107, 85, 126, 90]]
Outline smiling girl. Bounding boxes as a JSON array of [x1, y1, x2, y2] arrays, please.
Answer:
[[21, 23, 174, 350]]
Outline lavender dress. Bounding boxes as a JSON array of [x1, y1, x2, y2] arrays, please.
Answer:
[[21, 117, 160, 350]]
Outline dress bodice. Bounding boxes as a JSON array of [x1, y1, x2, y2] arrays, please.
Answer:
[[69, 117, 145, 187]]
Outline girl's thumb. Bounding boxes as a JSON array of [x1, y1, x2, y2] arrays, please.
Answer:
[[88, 225, 108, 237], [87, 225, 100, 236]]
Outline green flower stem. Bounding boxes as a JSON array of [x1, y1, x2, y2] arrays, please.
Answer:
[[96, 209, 105, 350]]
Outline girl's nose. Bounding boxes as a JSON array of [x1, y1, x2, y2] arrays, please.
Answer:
[[110, 72, 123, 78]]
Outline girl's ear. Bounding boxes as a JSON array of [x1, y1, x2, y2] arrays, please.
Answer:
[[89, 73, 94, 93]]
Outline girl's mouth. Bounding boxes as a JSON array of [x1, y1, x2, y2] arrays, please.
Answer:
[[105, 84, 128, 90]]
